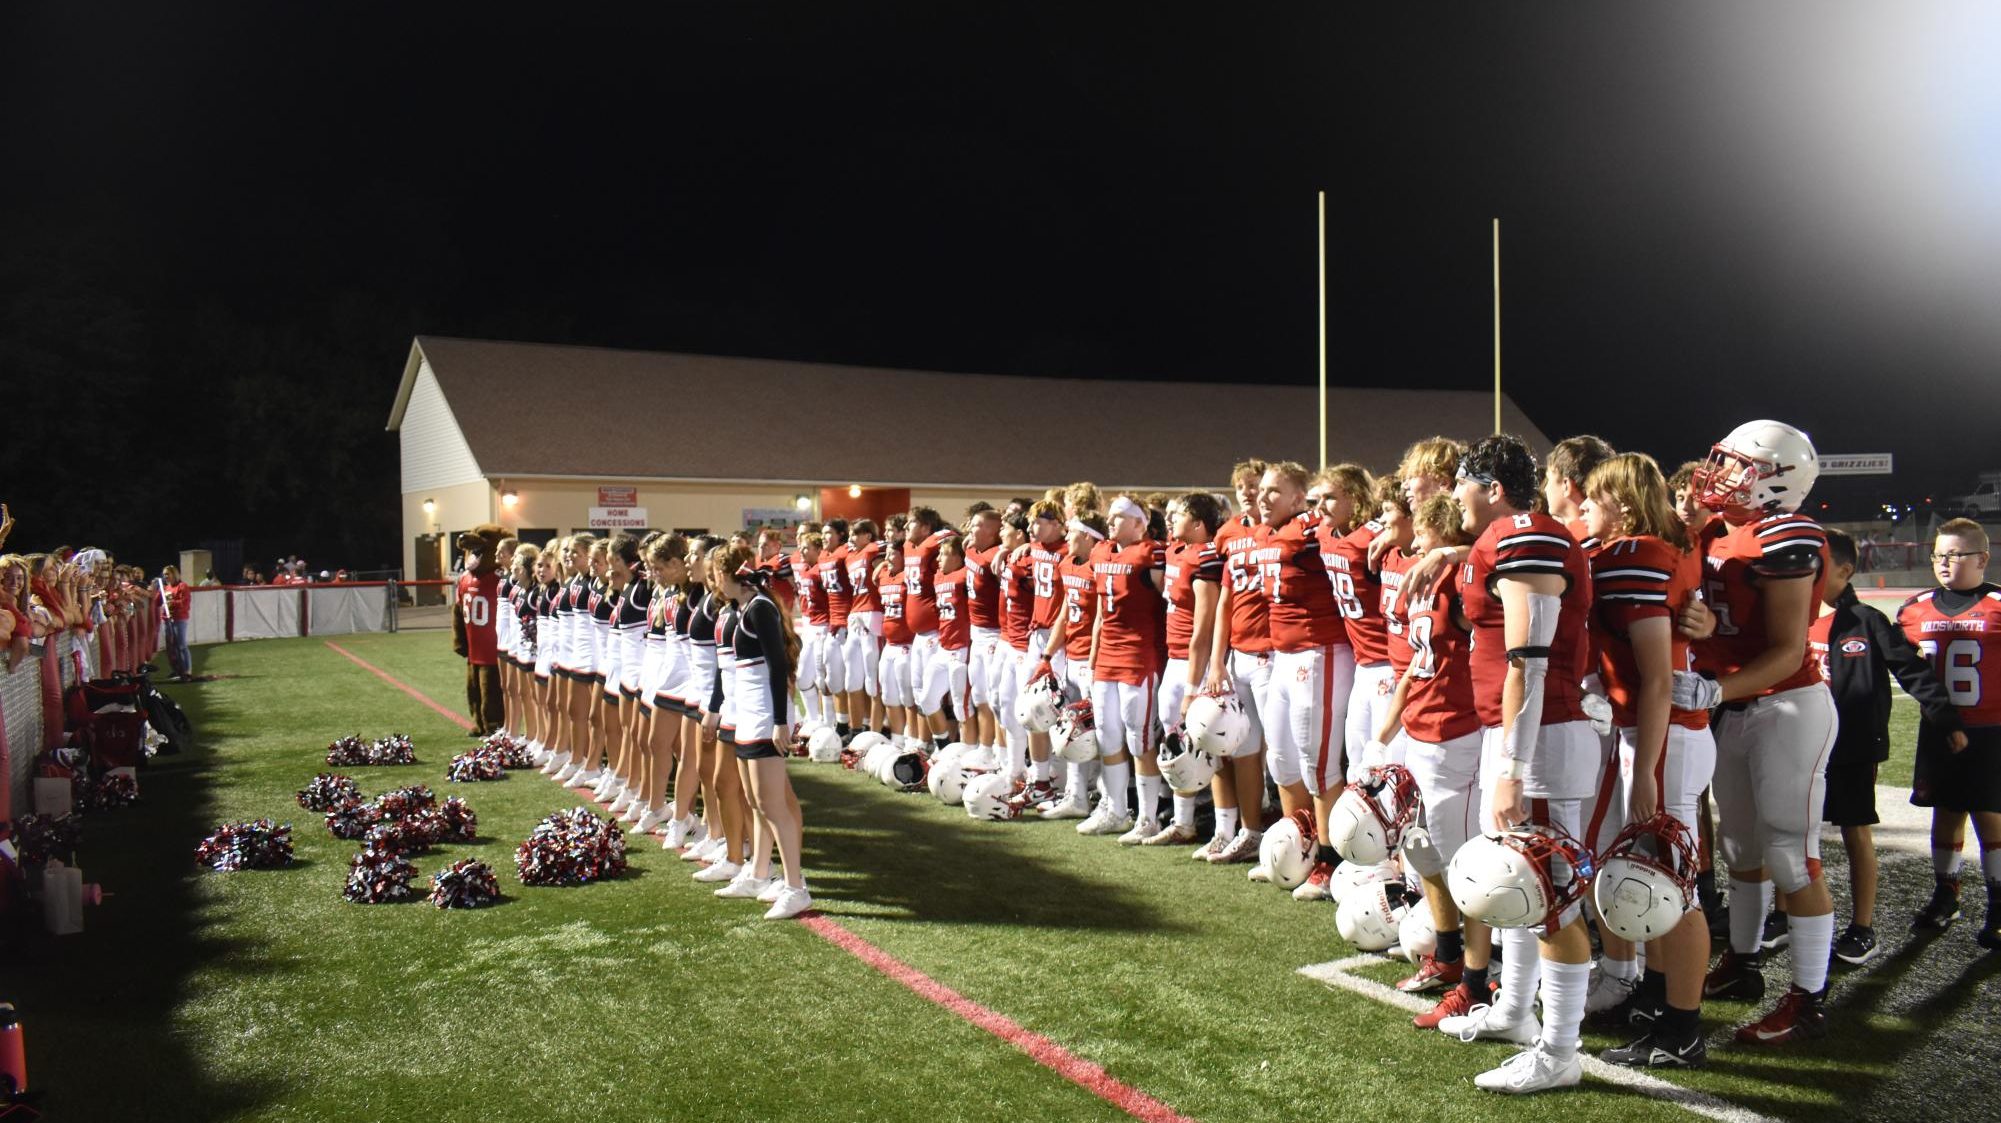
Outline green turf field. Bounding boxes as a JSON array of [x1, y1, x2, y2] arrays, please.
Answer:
[[10, 632, 1998, 1123]]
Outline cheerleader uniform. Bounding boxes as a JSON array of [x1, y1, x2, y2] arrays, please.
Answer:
[[615, 577, 651, 702], [713, 598, 740, 744], [685, 591, 720, 720], [730, 591, 795, 758], [591, 579, 617, 700]]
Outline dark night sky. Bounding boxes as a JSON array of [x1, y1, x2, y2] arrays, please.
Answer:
[[4, 3, 1998, 565]]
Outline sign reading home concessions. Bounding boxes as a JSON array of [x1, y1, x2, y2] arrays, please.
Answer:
[[1820, 453, 1894, 477], [597, 486, 638, 506], [588, 506, 649, 529]]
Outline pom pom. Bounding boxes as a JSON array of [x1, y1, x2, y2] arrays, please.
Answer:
[[363, 817, 435, 856], [343, 844, 418, 903], [324, 799, 379, 840], [371, 784, 437, 820], [297, 773, 362, 811], [323, 736, 368, 766], [446, 751, 507, 783], [515, 807, 627, 886], [430, 858, 501, 908], [10, 813, 82, 866], [482, 733, 537, 771], [325, 733, 417, 766], [76, 771, 140, 812], [438, 797, 478, 843], [195, 819, 294, 871]]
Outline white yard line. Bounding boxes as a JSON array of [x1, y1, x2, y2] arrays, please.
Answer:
[[1298, 956, 1779, 1123]]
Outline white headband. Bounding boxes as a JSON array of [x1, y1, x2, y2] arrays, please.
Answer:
[[1107, 496, 1146, 523], [1066, 518, 1106, 541]]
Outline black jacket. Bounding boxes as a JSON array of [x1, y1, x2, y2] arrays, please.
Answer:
[[1817, 585, 1961, 766]]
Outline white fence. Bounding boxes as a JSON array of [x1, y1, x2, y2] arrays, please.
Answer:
[[185, 583, 395, 645]]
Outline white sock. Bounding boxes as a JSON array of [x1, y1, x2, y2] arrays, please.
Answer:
[[800, 686, 822, 725], [1934, 846, 1963, 878], [1136, 773, 1165, 820], [1789, 912, 1835, 993], [1100, 761, 1132, 816], [1600, 955, 1639, 983], [1217, 806, 1241, 840], [1538, 959, 1592, 1057], [1173, 793, 1197, 828], [1985, 847, 2001, 884], [1031, 757, 1053, 782], [1494, 927, 1541, 1024], [1729, 879, 1773, 955]]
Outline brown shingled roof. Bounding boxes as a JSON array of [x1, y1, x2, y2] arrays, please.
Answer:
[[391, 336, 1548, 488]]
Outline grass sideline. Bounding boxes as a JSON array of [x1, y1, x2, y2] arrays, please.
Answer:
[[5, 632, 1996, 1122]]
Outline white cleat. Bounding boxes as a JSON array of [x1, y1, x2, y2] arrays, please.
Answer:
[[1439, 1004, 1542, 1047], [714, 872, 772, 899], [1040, 798, 1091, 821], [763, 886, 814, 920], [1077, 807, 1134, 836], [1473, 1041, 1582, 1094], [1583, 969, 1638, 1016], [1118, 816, 1160, 846], [692, 859, 741, 883]]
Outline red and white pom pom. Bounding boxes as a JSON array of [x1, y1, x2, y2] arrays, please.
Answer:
[[430, 858, 501, 908], [297, 773, 362, 811], [196, 819, 295, 871], [514, 807, 627, 886], [343, 844, 418, 903]]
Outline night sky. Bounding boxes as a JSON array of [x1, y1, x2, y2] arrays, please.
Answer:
[[4, 3, 1998, 567]]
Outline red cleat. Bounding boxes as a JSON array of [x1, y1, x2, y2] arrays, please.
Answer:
[[1734, 985, 1827, 1045], [1396, 954, 1464, 994], [1414, 982, 1476, 1030]]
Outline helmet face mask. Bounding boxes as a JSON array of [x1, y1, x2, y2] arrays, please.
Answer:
[[1156, 728, 1218, 794], [1690, 419, 1819, 519], [1053, 700, 1098, 763]]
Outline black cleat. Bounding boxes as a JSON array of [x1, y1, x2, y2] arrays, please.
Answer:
[[1703, 949, 1766, 1002], [1979, 881, 2001, 951], [1833, 924, 1880, 966], [1760, 910, 1790, 951], [1913, 877, 1963, 932], [1602, 1029, 1707, 1069]]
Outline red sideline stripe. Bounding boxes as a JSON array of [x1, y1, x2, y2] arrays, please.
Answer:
[[330, 643, 1193, 1123], [324, 642, 475, 730], [800, 914, 1198, 1123]]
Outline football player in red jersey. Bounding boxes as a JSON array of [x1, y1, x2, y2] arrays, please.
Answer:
[[1683, 420, 1841, 1045], [793, 533, 830, 729], [1543, 436, 1617, 548], [1155, 491, 1225, 848], [1670, 459, 1729, 933], [920, 537, 974, 753], [1311, 465, 1391, 788], [1009, 501, 1072, 810], [1577, 454, 1716, 1068], [904, 507, 957, 742], [875, 539, 917, 748], [841, 519, 886, 739], [818, 519, 855, 738], [1252, 462, 1354, 897], [963, 507, 1007, 760], [756, 528, 796, 613], [992, 513, 1035, 784], [1200, 460, 1276, 864], [1899, 518, 2001, 948], [1083, 495, 1168, 841], [1035, 512, 1108, 819], [1431, 435, 1599, 1095]]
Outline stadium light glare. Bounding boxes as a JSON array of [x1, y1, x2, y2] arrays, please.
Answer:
[[794, 494, 812, 512], [848, 485, 862, 499], [422, 498, 436, 516]]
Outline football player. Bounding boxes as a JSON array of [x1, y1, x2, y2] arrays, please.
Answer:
[[919, 537, 974, 753], [1034, 512, 1109, 819], [1899, 518, 2000, 948], [994, 513, 1035, 784], [904, 508, 957, 742], [1156, 492, 1225, 849], [876, 538, 918, 749], [841, 519, 886, 740], [817, 519, 855, 737], [1543, 436, 1617, 546], [1084, 495, 1168, 840], [964, 507, 1007, 760], [1312, 466, 1393, 789], [1684, 420, 1841, 1045], [1009, 501, 1071, 810], [794, 533, 829, 728], [1200, 460, 1276, 864]]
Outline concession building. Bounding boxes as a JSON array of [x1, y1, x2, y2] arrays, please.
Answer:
[[387, 336, 1548, 582]]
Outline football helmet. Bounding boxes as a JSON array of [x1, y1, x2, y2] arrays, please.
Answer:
[[1398, 899, 1439, 964], [860, 739, 895, 779], [1447, 823, 1595, 934], [1258, 809, 1319, 890], [1155, 727, 1218, 794], [848, 730, 887, 755], [1327, 764, 1422, 865], [1053, 700, 1099, 763], [926, 743, 971, 799], [1336, 876, 1412, 952], [1014, 675, 1064, 733], [1184, 692, 1248, 757], [963, 773, 1020, 821], [1691, 419, 1819, 518], [1593, 812, 1701, 942], [1330, 859, 1398, 908], [796, 720, 826, 742], [806, 727, 844, 763], [888, 749, 929, 792]]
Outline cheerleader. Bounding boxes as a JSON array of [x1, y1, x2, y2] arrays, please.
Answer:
[[635, 533, 689, 834], [507, 544, 539, 749], [605, 534, 652, 820], [685, 541, 755, 882], [667, 537, 724, 851], [553, 534, 599, 784], [585, 540, 621, 798], [531, 542, 564, 768]]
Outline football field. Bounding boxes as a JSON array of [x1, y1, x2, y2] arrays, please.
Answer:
[[17, 632, 1999, 1123]]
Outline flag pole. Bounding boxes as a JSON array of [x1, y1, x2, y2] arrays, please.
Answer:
[[1318, 190, 1328, 467], [1492, 217, 1502, 435]]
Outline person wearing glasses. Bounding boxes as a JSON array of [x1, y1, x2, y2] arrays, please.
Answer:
[[1897, 518, 2001, 949]]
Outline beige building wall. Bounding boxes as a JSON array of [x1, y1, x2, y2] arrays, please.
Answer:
[[400, 479, 495, 581]]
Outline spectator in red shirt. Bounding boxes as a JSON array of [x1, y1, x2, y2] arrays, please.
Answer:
[[160, 564, 194, 680]]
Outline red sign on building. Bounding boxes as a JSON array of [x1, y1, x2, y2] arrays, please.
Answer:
[[597, 486, 638, 506]]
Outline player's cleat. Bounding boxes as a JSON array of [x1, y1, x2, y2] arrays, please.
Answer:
[[1584, 970, 1638, 1016], [764, 885, 814, 920], [1913, 876, 1962, 932], [713, 872, 771, 899], [1291, 861, 1335, 901], [1009, 779, 1058, 811], [1702, 949, 1766, 1002], [1440, 1002, 1541, 1046], [1733, 985, 1827, 1045], [1833, 924, 1880, 965], [1041, 797, 1091, 821], [1760, 910, 1790, 951], [1414, 982, 1477, 1029], [1592, 981, 1665, 1031], [1473, 1041, 1582, 1094], [1192, 834, 1229, 861], [1213, 828, 1262, 865], [1978, 881, 2001, 951], [1077, 806, 1134, 836], [1397, 955, 1463, 994], [1143, 821, 1198, 847], [1118, 816, 1160, 846], [1601, 1028, 1707, 1069]]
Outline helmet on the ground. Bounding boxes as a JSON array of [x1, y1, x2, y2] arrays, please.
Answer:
[[1258, 809, 1319, 890], [1337, 876, 1413, 952], [1327, 764, 1422, 865], [807, 727, 844, 764], [963, 773, 1019, 821]]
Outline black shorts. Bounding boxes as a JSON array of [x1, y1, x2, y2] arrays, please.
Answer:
[[1911, 724, 2001, 814], [1821, 761, 1879, 827], [734, 739, 781, 761]]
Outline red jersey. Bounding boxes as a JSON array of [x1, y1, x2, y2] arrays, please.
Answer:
[[1093, 537, 1166, 683], [1000, 549, 1034, 651], [1400, 569, 1481, 743], [964, 542, 1004, 629], [1590, 535, 1707, 731], [1027, 544, 1067, 631], [903, 529, 954, 635], [1215, 515, 1273, 654], [1321, 520, 1389, 666], [456, 570, 500, 666], [846, 542, 883, 614], [878, 572, 913, 646], [1458, 511, 1592, 729], [761, 553, 796, 613], [818, 544, 852, 628], [1258, 514, 1344, 652], [1059, 554, 1098, 663], [1164, 541, 1223, 661], [1692, 513, 1828, 698], [1897, 584, 2001, 728], [1379, 548, 1420, 676], [934, 567, 971, 651], [796, 559, 828, 626]]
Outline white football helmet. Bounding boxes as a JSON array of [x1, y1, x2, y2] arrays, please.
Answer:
[[1691, 419, 1819, 518], [1014, 675, 1064, 733], [1336, 876, 1411, 952], [926, 743, 970, 799], [1329, 860, 1397, 908], [963, 773, 1020, 821], [1398, 901, 1438, 964], [796, 720, 826, 742], [1258, 809, 1319, 890], [1447, 824, 1595, 933], [860, 739, 895, 780], [806, 727, 844, 764], [932, 762, 976, 805], [1593, 812, 1701, 942], [848, 730, 887, 754], [887, 749, 929, 791], [1154, 728, 1217, 795], [1053, 700, 1099, 764], [1183, 692, 1248, 757], [1327, 764, 1422, 866]]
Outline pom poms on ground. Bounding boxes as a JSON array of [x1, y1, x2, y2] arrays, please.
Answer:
[[515, 807, 626, 887], [297, 773, 362, 811], [343, 844, 418, 903], [195, 820, 295, 871], [325, 734, 416, 767], [481, 732, 537, 771], [10, 813, 82, 866], [430, 858, 501, 908], [447, 751, 507, 783]]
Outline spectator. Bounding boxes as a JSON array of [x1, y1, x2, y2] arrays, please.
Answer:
[[0, 553, 30, 672], [161, 564, 195, 680]]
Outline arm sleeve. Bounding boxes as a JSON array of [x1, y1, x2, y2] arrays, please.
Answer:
[[1873, 606, 1964, 731], [754, 600, 792, 717]]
